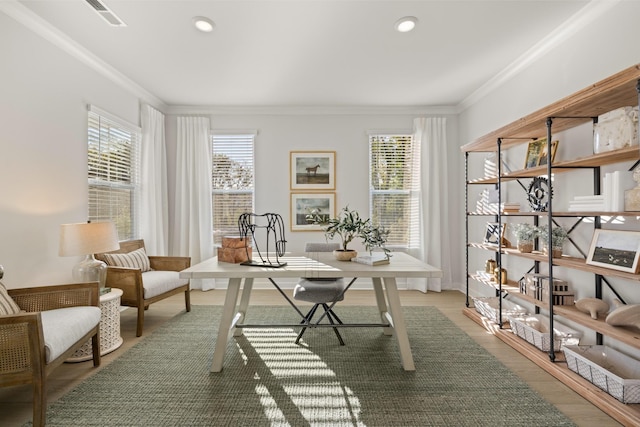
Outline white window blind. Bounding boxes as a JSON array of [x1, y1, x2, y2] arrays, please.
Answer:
[[88, 107, 141, 240], [369, 134, 420, 249], [212, 133, 255, 245]]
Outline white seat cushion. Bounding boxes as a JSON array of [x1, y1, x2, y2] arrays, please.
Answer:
[[294, 278, 346, 303], [141, 270, 189, 299], [40, 306, 101, 363]]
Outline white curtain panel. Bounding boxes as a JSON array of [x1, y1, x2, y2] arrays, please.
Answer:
[[174, 116, 215, 290], [139, 104, 169, 255], [409, 117, 452, 292]]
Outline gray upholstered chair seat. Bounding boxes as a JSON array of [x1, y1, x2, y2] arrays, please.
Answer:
[[294, 242, 346, 345], [293, 278, 346, 303]]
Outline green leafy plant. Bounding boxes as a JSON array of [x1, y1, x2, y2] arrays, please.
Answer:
[[323, 206, 390, 256], [538, 224, 568, 248], [512, 223, 539, 242]]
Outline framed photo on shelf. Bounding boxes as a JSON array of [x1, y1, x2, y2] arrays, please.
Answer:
[[483, 222, 506, 246], [290, 193, 335, 231], [290, 151, 336, 190], [586, 229, 640, 274], [523, 138, 559, 169], [537, 139, 559, 166]]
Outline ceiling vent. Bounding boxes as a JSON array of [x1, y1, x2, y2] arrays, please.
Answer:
[[84, 0, 126, 27]]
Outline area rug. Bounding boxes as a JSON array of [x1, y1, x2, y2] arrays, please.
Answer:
[[43, 306, 574, 426]]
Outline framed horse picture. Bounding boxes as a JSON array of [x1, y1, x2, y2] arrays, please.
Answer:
[[290, 151, 336, 190]]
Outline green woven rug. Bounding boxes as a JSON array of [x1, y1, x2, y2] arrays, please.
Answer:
[[44, 306, 574, 426]]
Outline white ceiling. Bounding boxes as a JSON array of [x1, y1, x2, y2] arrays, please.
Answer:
[[8, 0, 599, 110]]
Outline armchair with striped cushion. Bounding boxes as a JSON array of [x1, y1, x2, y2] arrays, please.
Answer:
[[95, 239, 191, 336]]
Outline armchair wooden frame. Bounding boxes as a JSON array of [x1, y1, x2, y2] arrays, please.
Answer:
[[96, 239, 191, 337], [0, 282, 101, 427]]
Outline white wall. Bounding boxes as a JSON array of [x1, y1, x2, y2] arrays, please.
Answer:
[[0, 13, 140, 287], [458, 1, 640, 355], [0, 10, 461, 289], [165, 112, 460, 288]]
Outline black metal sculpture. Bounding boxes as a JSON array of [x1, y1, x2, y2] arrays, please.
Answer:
[[238, 212, 287, 267]]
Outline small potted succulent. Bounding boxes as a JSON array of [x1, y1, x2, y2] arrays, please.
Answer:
[[324, 206, 390, 261], [538, 224, 568, 257], [512, 223, 539, 253]]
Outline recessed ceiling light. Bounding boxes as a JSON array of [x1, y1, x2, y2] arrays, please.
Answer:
[[394, 16, 418, 33], [193, 16, 215, 33]]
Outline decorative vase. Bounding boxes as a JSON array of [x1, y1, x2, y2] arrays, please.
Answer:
[[333, 249, 357, 261], [517, 240, 533, 253], [543, 245, 563, 258]]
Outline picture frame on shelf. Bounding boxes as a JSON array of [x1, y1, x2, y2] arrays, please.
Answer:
[[290, 192, 335, 231], [586, 229, 640, 274], [290, 151, 336, 190], [523, 138, 559, 169], [483, 222, 507, 246], [537, 139, 559, 166]]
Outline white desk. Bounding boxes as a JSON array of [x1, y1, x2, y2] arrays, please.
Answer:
[[179, 252, 442, 372]]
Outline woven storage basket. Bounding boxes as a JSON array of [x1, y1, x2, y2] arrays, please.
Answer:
[[563, 345, 640, 403], [472, 296, 527, 324], [508, 314, 581, 352]]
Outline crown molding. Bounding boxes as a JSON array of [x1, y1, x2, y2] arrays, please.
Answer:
[[457, 0, 620, 113], [165, 105, 457, 116], [0, 1, 167, 112]]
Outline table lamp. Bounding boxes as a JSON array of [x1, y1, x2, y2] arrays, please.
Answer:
[[59, 221, 119, 290]]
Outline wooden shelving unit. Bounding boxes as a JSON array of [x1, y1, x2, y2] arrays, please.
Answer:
[[463, 307, 640, 427], [463, 64, 640, 426]]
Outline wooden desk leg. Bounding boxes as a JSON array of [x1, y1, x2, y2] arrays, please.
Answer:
[[383, 277, 415, 371], [211, 277, 242, 372], [233, 278, 253, 337], [372, 277, 392, 336]]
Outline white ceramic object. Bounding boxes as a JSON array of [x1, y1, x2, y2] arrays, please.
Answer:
[[606, 299, 640, 329], [575, 298, 609, 320]]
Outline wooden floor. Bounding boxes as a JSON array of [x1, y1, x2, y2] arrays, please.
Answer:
[[0, 289, 622, 427]]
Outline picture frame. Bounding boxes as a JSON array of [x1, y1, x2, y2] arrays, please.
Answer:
[[536, 139, 559, 167], [523, 138, 559, 169], [586, 229, 640, 273], [483, 222, 506, 246], [290, 151, 336, 190], [290, 193, 335, 231]]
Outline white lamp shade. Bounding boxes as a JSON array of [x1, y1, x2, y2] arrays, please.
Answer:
[[59, 221, 120, 256]]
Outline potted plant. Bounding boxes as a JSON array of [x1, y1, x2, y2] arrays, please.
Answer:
[[324, 206, 390, 261], [539, 224, 568, 257], [512, 223, 539, 253]]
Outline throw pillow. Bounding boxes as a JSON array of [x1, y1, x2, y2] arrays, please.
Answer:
[[102, 247, 151, 272], [0, 281, 21, 316]]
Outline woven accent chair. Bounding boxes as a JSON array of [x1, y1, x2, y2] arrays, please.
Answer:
[[95, 239, 191, 337], [293, 242, 346, 345], [0, 282, 101, 427]]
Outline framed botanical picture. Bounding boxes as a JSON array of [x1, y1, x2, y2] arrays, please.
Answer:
[[586, 229, 640, 273], [483, 222, 506, 246], [290, 151, 336, 190], [290, 193, 335, 231]]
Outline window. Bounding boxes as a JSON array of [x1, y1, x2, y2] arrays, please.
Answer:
[[369, 134, 420, 249], [87, 106, 141, 240], [211, 133, 255, 245]]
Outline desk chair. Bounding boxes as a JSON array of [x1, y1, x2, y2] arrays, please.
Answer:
[[293, 242, 346, 345]]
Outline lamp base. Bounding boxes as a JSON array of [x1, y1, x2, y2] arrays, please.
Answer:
[[72, 254, 108, 289]]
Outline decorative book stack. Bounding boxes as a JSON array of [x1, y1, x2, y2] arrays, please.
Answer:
[[217, 236, 252, 263], [351, 253, 390, 266], [568, 171, 635, 212], [568, 195, 605, 212]]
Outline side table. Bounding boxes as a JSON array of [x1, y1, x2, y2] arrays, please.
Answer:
[[67, 288, 124, 362]]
